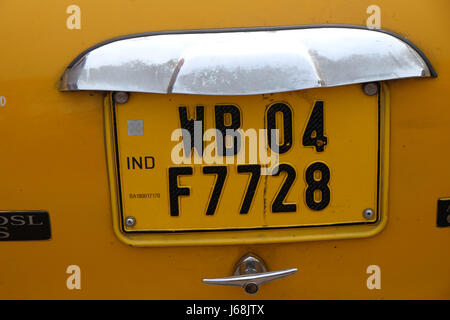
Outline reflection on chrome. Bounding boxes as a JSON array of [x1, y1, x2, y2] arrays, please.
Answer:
[[60, 26, 435, 95]]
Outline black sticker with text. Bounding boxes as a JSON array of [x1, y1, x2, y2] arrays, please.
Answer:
[[437, 198, 450, 227], [0, 211, 51, 241]]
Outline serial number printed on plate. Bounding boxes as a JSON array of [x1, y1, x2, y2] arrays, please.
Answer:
[[113, 85, 381, 232]]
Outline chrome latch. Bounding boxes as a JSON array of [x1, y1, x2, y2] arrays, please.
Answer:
[[202, 253, 298, 294]]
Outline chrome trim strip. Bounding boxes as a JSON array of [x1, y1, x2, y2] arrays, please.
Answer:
[[59, 25, 436, 95]]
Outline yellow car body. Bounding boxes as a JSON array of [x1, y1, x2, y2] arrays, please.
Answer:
[[0, 0, 449, 299]]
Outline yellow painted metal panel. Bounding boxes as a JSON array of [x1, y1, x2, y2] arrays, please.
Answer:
[[0, 0, 448, 299]]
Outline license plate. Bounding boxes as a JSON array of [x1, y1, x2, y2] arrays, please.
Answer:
[[105, 84, 388, 245]]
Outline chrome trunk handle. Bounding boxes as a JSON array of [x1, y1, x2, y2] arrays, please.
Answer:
[[202, 253, 298, 294]]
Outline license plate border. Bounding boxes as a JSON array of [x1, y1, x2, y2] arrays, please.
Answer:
[[104, 84, 390, 246]]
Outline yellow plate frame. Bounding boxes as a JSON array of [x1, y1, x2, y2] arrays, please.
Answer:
[[104, 83, 390, 247]]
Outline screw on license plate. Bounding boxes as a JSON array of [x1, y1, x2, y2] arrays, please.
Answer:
[[113, 91, 129, 104], [362, 208, 375, 220], [125, 216, 136, 227], [362, 83, 378, 96]]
